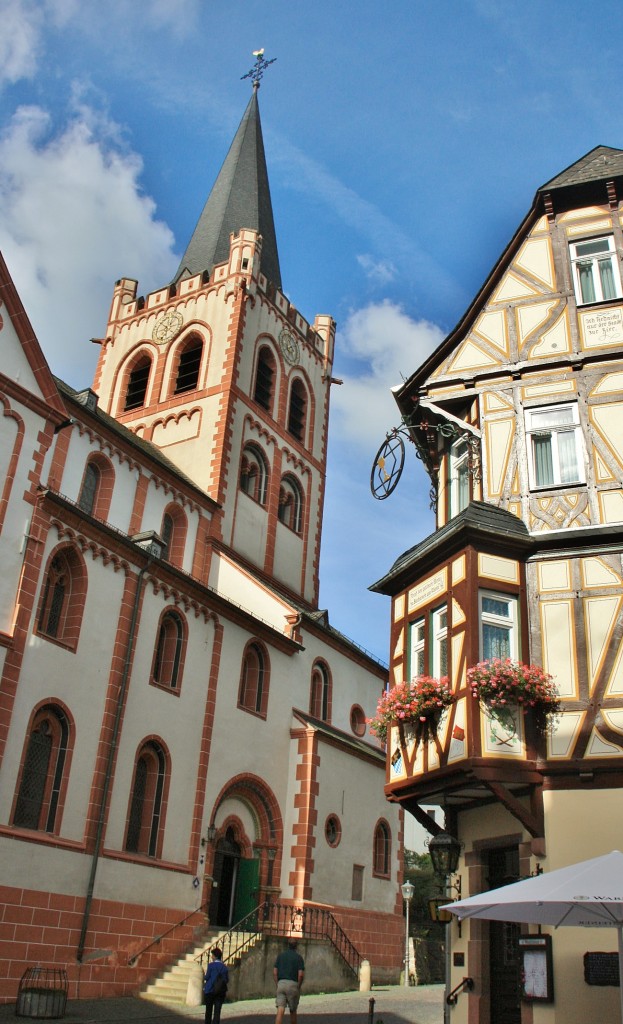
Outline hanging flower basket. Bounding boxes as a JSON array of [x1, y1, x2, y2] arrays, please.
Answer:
[[467, 659, 560, 737], [368, 676, 455, 745]]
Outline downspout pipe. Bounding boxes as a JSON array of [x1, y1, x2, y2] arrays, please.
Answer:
[[77, 557, 151, 963]]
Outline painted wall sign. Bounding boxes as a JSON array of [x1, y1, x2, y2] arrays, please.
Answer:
[[581, 307, 623, 348], [407, 568, 447, 613]]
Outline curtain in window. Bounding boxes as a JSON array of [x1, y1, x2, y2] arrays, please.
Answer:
[[558, 430, 579, 483], [599, 257, 617, 300], [578, 262, 596, 304], [533, 434, 554, 487]]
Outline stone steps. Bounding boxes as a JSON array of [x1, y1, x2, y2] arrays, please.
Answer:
[[139, 929, 258, 1007]]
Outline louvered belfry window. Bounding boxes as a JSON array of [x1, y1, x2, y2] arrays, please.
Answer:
[[174, 337, 202, 394]]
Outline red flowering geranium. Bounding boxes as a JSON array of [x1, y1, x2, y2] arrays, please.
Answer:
[[368, 676, 454, 743], [468, 659, 560, 726]]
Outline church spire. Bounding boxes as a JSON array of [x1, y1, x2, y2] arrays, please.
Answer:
[[175, 75, 281, 289]]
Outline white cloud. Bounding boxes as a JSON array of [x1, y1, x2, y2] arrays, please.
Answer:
[[356, 253, 397, 285], [331, 301, 444, 450], [0, 0, 44, 85], [0, 0, 201, 90], [0, 103, 178, 385]]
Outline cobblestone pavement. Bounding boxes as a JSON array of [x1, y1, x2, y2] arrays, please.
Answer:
[[2, 986, 444, 1024]]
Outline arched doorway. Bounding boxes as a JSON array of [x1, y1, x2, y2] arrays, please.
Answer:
[[209, 827, 259, 927]]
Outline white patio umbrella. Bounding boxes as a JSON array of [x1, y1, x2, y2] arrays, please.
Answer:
[[443, 849, 623, 1022]]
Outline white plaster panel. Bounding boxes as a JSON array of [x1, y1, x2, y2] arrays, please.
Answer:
[[539, 600, 577, 697]]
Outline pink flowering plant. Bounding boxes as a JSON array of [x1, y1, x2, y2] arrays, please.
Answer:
[[468, 658, 560, 735], [368, 676, 455, 744]]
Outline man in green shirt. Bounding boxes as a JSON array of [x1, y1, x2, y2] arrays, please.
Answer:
[[274, 939, 305, 1024]]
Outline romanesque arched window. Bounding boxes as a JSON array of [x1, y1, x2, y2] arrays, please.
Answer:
[[238, 641, 269, 717], [124, 355, 152, 411], [287, 378, 307, 443], [278, 475, 304, 534], [240, 444, 269, 505], [125, 740, 167, 857], [253, 346, 276, 413], [373, 820, 391, 877], [37, 547, 87, 649], [152, 610, 186, 690], [12, 705, 70, 833], [77, 454, 115, 519], [174, 335, 203, 394], [310, 661, 331, 723]]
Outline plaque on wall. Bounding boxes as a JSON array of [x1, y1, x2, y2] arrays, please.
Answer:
[[584, 951, 620, 986], [580, 307, 623, 349]]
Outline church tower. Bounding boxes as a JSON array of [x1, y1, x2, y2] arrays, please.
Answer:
[[93, 71, 335, 606]]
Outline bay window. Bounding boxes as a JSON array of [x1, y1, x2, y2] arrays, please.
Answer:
[[479, 592, 518, 661]]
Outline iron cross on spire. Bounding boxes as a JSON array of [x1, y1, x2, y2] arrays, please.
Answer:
[[241, 49, 277, 89]]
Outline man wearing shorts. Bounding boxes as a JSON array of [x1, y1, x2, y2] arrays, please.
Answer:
[[274, 939, 305, 1024]]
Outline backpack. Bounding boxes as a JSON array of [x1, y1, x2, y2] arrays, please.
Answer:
[[211, 969, 228, 997]]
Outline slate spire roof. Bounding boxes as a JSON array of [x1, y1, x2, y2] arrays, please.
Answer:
[[175, 87, 281, 288], [539, 145, 623, 192]]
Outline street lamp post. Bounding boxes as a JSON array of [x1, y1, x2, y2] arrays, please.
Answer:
[[400, 880, 415, 988]]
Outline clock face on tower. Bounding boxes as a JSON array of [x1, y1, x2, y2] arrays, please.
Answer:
[[279, 328, 300, 366], [153, 310, 184, 345]]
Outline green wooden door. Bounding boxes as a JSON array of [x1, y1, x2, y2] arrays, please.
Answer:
[[233, 857, 259, 924]]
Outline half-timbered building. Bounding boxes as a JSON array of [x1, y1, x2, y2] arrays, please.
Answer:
[[372, 146, 623, 1024]]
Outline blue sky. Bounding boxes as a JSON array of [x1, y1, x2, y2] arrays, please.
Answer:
[[3, 0, 623, 664]]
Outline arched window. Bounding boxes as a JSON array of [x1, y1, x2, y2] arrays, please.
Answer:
[[125, 740, 167, 857], [287, 378, 307, 443], [159, 505, 187, 566], [174, 335, 203, 394], [124, 355, 152, 411], [373, 820, 391, 877], [310, 662, 331, 723], [78, 461, 100, 514], [152, 610, 185, 690], [76, 455, 115, 520], [240, 444, 269, 505], [238, 642, 269, 717], [278, 475, 304, 533], [12, 705, 70, 833], [37, 547, 87, 649], [254, 346, 276, 412]]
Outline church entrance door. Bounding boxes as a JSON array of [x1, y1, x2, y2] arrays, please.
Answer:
[[209, 829, 259, 928]]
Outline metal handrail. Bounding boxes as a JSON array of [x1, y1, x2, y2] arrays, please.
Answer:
[[196, 902, 361, 978], [127, 900, 209, 966], [447, 976, 474, 1005]]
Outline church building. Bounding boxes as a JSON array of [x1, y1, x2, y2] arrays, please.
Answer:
[[372, 147, 623, 1024], [0, 74, 402, 1002]]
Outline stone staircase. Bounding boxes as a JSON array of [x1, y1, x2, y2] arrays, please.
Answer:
[[139, 930, 257, 1007]]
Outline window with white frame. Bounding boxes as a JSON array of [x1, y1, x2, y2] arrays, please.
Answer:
[[432, 605, 448, 678], [409, 618, 426, 677], [569, 236, 622, 305], [479, 592, 518, 662], [448, 438, 470, 517], [525, 404, 584, 489]]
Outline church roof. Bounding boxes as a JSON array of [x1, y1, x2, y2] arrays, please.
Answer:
[[539, 145, 623, 191], [175, 88, 281, 289]]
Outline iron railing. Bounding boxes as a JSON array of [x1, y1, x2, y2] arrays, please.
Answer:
[[127, 899, 209, 966], [197, 901, 361, 978]]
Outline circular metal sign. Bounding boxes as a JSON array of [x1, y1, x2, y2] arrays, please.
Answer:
[[370, 434, 405, 499]]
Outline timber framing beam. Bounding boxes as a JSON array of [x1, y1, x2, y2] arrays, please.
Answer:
[[482, 780, 544, 838]]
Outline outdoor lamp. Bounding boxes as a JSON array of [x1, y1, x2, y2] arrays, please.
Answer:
[[428, 832, 462, 925], [428, 831, 462, 877], [401, 880, 415, 987]]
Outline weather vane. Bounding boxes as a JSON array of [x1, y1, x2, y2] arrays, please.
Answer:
[[241, 49, 277, 89]]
